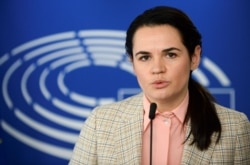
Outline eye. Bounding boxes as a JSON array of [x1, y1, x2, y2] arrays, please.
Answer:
[[166, 52, 177, 58], [139, 55, 150, 61]]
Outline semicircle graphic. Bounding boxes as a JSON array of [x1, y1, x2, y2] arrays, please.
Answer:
[[0, 29, 231, 159], [192, 56, 231, 87]]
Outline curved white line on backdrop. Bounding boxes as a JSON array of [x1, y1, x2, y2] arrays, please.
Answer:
[[119, 62, 134, 75], [70, 92, 115, 106], [21, 64, 36, 104], [24, 40, 80, 61], [78, 30, 126, 38], [62, 59, 117, 106], [37, 47, 84, 65], [2, 59, 22, 109], [92, 53, 123, 66], [83, 38, 125, 46], [87, 46, 125, 54], [39, 68, 51, 100], [0, 53, 9, 65], [64, 60, 91, 73], [14, 109, 78, 143], [203, 57, 231, 86], [58, 60, 91, 96], [58, 71, 69, 95], [52, 98, 91, 117], [33, 103, 84, 130], [98, 98, 116, 105], [91, 53, 124, 61], [192, 68, 210, 86], [1, 120, 72, 159], [49, 55, 87, 70], [93, 60, 118, 67], [11, 31, 76, 56], [70, 92, 97, 107]]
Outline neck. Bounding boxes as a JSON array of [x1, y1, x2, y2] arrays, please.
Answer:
[[154, 91, 188, 113]]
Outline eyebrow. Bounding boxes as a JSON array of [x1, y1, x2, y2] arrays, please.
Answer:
[[135, 47, 181, 56], [135, 51, 150, 56], [162, 47, 181, 52]]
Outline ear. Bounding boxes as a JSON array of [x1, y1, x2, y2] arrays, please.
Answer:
[[191, 45, 201, 71]]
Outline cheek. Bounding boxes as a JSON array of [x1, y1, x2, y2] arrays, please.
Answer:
[[134, 68, 145, 80], [172, 62, 191, 80]]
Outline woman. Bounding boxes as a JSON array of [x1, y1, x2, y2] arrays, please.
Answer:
[[69, 6, 250, 164]]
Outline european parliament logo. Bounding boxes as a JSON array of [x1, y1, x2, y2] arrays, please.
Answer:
[[0, 29, 234, 160]]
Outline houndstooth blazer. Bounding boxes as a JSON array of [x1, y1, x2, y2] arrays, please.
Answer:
[[69, 93, 250, 165]]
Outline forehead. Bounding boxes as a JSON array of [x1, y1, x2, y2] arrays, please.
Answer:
[[133, 25, 183, 50]]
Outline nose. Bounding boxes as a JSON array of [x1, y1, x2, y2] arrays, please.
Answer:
[[151, 57, 166, 74]]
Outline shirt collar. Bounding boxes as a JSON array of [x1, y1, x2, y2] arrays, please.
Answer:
[[143, 92, 189, 131]]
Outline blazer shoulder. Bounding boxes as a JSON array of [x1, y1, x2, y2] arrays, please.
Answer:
[[89, 93, 143, 120], [95, 92, 142, 110], [215, 103, 250, 135], [215, 103, 249, 122]]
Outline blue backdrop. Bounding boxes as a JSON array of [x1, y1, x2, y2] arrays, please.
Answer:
[[0, 1, 249, 164]]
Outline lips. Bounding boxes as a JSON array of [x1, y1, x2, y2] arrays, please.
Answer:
[[152, 80, 169, 89]]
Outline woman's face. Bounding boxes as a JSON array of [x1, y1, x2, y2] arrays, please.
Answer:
[[132, 25, 200, 109]]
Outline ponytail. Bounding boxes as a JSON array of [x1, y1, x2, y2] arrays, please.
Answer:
[[184, 77, 221, 150]]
